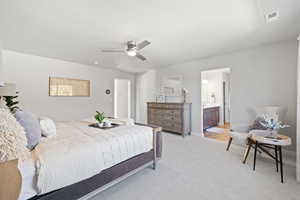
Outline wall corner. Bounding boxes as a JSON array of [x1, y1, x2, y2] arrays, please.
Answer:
[[297, 34, 300, 183]]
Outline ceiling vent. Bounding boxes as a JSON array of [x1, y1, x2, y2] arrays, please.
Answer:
[[265, 11, 279, 23]]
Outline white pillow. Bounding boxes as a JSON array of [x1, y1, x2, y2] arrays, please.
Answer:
[[39, 117, 56, 137]]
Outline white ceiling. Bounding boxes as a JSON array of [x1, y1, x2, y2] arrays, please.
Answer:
[[0, 0, 300, 73]]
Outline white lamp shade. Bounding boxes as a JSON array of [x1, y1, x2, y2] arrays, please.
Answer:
[[0, 83, 17, 96]]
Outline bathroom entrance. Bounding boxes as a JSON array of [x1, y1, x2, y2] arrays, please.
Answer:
[[201, 68, 231, 141]]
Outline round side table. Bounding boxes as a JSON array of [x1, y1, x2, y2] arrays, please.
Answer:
[[250, 134, 291, 183]]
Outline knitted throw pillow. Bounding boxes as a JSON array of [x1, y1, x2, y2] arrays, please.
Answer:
[[0, 98, 8, 110], [0, 108, 29, 163], [249, 117, 268, 131]]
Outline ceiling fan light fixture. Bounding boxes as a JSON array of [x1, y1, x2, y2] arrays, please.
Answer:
[[102, 40, 150, 61], [127, 50, 137, 57]]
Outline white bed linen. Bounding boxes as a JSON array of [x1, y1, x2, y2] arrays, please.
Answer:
[[18, 158, 37, 200], [18, 121, 153, 199]]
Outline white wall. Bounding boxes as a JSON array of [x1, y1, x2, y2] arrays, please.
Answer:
[[296, 34, 300, 182], [223, 72, 231, 123], [135, 70, 157, 124], [0, 41, 3, 82], [156, 40, 298, 151], [2, 50, 136, 121]]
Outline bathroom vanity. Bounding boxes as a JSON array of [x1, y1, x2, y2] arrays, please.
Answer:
[[203, 105, 220, 130]]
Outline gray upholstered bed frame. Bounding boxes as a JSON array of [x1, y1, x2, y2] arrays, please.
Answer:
[[27, 131, 162, 200]]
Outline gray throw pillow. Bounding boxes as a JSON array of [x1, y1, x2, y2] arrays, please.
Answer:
[[15, 111, 42, 150], [249, 117, 267, 131]]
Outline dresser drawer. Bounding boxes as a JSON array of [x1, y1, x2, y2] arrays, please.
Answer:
[[163, 121, 183, 132], [163, 109, 181, 117], [148, 103, 183, 110], [149, 108, 163, 116], [164, 104, 183, 109], [148, 103, 167, 109], [149, 108, 164, 119]]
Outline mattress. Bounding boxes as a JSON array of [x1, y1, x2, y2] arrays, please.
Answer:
[[17, 121, 153, 200]]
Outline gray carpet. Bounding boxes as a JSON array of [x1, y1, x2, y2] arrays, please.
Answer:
[[90, 133, 300, 200]]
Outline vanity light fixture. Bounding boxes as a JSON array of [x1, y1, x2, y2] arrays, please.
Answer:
[[202, 80, 208, 84]]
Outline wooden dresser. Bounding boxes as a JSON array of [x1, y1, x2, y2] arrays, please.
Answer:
[[147, 102, 192, 137]]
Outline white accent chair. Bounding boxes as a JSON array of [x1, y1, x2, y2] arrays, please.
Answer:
[[255, 106, 280, 121], [226, 124, 249, 150], [226, 124, 252, 163], [226, 106, 280, 163]]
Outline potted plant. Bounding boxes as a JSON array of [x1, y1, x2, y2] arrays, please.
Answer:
[[4, 92, 20, 114], [94, 111, 106, 127], [260, 114, 289, 138]]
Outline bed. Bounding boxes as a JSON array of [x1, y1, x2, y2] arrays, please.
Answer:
[[0, 120, 162, 200]]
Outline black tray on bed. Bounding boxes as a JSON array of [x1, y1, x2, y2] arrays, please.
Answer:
[[88, 123, 120, 130]]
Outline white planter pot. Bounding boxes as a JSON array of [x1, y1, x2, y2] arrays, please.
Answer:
[[98, 122, 104, 128], [268, 129, 278, 138]]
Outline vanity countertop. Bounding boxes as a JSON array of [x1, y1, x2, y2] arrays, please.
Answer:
[[203, 104, 220, 109], [148, 102, 192, 104]]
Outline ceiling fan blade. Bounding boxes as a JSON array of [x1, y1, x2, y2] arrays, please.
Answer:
[[102, 50, 124, 53], [137, 40, 150, 50], [135, 53, 147, 61]]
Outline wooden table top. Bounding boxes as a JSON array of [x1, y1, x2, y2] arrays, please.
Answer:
[[250, 134, 291, 146]]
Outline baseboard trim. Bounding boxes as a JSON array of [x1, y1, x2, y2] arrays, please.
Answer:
[[283, 149, 296, 167], [191, 132, 203, 136]]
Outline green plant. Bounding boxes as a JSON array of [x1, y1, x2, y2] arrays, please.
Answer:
[[4, 93, 19, 113], [94, 111, 105, 123]]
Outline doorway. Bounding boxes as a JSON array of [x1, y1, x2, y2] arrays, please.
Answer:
[[114, 79, 131, 119], [201, 68, 231, 142]]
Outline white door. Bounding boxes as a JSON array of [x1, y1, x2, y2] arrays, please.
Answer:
[[114, 79, 131, 119]]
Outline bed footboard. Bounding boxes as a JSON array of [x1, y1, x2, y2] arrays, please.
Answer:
[[156, 131, 163, 159], [0, 159, 22, 200]]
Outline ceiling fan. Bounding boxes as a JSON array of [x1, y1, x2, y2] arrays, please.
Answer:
[[101, 40, 150, 61]]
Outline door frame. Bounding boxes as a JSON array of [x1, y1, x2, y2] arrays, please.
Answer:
[[200, 67, 231, 136], [223, 81, 226, 122]]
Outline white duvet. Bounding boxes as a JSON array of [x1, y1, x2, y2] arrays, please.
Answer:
[[33, 121, 153, 195]]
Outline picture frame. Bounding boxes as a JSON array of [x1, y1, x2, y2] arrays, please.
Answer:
[[49, 77, 90, 97]]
